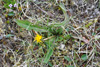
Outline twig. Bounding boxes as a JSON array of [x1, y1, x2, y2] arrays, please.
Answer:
[[43, 36, 54, 41]]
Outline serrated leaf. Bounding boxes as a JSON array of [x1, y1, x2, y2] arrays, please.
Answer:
[[43, 48, 53, 63], [81, 54, 88, 61], [15, 19, 33, 30], [15, 19, 47, 32]]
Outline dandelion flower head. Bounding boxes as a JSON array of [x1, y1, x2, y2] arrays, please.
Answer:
[[34, 34, 42, 43]]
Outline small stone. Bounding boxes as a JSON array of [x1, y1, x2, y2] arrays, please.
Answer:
[[59, 43, 65, 50]]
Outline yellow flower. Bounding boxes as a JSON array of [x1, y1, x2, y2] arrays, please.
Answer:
[[34, 34, 42, 43]]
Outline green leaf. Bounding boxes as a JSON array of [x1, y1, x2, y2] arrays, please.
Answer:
[[54, 20, 67, 26], [92, 32, 96, 36], [15, 19, 33, 30], [64, 34, 72, 40], [64, 56, 71, 62], [15, 19, 47, 32], [59, 3, 67, 11], [48, 62, 53, 67], [81, 54, 88, 61], [43, 48, 53, 63], [50, 20, 68, 27], [66, 28, 70, 32], [96, 27, 100, 31], [56, 36, 63, 42], [32, 26, 48, 32], [8, 12, 15, 16], [5, 34, 14, 38], [59, 3, 69, 21], [67, 65, 74, 67]]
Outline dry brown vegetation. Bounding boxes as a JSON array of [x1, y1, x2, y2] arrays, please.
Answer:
[[0, 0, 100, 67]]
